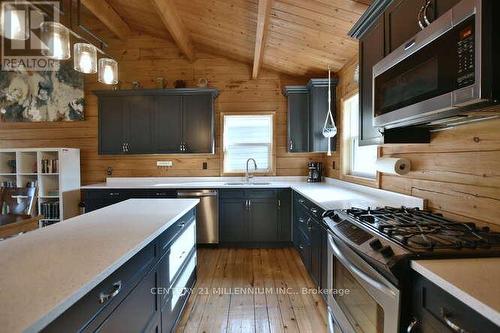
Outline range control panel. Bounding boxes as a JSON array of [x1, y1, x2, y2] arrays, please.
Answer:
[[457, 24, 475, 88]]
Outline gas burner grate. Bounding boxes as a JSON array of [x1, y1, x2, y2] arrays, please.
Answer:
[[342, 207, 500, 251]]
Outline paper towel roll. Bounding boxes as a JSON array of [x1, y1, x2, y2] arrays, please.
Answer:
[[375, 157, 411, 175]]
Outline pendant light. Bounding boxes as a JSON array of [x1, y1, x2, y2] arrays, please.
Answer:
[[322, 65, 338, 157], [1, 5, 29, 40], [40, 22, 71, 60], [74, 43, 97, 74], [98, 58, 118, 85]]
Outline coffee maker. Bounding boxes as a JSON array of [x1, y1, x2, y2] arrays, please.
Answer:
[[307, 162, 323, 183]]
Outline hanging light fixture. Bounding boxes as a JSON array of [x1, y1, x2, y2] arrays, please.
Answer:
[[40, 21, 71, 60], [98, 58, 118, 85], [322, 65, 338, 157], [1, 5, 29, 40], [74, 43, 97, 74]]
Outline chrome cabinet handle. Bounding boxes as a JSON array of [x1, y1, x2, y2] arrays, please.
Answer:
[[418, 2, 426, 30], [298, 217, 305, 224], [407, 318, 418, 333], [423, 0, 432, 26], [289, 140, 294, 151], [99, 281, 122, 304], [298, 244, 304, 250], [298, 199, 305, 204], [277, 199, 281, 208], [179, 222, 186, 229], [310, 208, 318, 215], [440, 308, 469, 333], [109, 192, 120, 196], [248, 200, 251, 209]]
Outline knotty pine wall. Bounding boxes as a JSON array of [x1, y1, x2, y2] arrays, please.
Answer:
[[326, 55, 500, 228], [0, 31, 324, 185]]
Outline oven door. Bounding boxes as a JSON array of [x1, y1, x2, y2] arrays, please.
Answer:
[[327, 232, 400, 333]]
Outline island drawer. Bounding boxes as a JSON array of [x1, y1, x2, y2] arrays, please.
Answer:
[[42, 242, 157, 332], [161, 251, 197, 333], [159, 208, 195, 256], [169, 222, 196, 283]]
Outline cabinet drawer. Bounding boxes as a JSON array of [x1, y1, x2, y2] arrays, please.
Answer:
[[82, 189, 128, 200], [42, 243, 157, 332], [294, 193, 323, 219], [295, 228, 311, 270], [245, 189, 277, 199], [162, 253, 197, 333], [169, 222, 196, 283], [295, 204, 312, 238], [94, 266, 159, 333], [413, 272, 499, 333], [159, 209, 195, 256], [220, 189, 245, 199]]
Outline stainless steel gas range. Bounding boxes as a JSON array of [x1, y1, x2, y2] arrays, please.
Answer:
[[322, 207, 500, 333]]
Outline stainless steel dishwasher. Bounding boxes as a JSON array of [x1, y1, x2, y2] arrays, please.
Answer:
[[177, 190, 219, 244]]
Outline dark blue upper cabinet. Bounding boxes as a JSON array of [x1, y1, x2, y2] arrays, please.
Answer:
[[283, 79, 338, 153], [95, 89, 218, 155]]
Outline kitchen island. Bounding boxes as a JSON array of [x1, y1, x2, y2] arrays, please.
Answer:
[[0, 198, 199, 333]]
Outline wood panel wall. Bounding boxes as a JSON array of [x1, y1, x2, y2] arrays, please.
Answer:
[[0, 30, 324, 185], [327, 54, 500, 228]]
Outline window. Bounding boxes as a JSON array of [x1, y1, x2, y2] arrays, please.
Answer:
[[342, 94, 378, 179], [223, 114, 273, 174]]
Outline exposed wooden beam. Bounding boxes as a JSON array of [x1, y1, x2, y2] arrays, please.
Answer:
[[151, 0, 196, 62], [81, 0, 132, 41], [252, 0, 273, 79]]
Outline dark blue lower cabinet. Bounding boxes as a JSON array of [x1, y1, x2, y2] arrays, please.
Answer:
[[219, 189, 291, 246], [42, 209, 196, 333]]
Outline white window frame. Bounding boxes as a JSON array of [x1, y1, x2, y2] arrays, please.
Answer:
[[341, 93, 379, 185], [222, 113, 274, 175]]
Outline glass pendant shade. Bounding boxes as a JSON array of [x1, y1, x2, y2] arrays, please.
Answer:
[[1, 6, 29, 40], [40, 22, 71, 60], [74, 43, 97, 74], [98, 58, 118, 85]]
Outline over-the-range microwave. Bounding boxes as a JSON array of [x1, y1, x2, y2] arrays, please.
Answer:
[[373, 0, 500, 130]]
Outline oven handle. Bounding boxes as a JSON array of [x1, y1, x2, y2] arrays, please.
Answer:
[[328, 234, 396, 298]]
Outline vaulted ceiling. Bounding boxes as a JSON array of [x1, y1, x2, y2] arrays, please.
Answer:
[[82, 0, 371, 77]]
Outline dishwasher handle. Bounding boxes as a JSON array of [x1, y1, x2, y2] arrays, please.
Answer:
[[177, 190, 218, 198]]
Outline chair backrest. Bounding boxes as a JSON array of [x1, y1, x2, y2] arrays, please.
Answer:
[[0, 187, 37, 216]]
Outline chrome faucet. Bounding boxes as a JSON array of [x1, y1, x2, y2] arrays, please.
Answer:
[[246, 158, 257, 183]]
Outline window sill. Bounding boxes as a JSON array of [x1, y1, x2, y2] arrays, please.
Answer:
[[340, 173, 380, 189]]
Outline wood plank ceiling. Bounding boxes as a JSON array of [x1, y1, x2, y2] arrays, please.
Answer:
[[94, 0, 370, 76]]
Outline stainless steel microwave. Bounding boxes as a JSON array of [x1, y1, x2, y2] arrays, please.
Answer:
[[373, 0, 500, 130]]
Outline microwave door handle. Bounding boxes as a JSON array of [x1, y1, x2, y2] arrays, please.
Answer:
[[328, 234, 396, 298], [423, 0, 432, 26], [418, 2, 426, 30]]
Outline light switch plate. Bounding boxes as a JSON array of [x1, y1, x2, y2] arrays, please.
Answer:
[[157, 161, 173, 167]]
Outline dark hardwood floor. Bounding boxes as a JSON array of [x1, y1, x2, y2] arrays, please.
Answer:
[[176, 248, 328, 333]]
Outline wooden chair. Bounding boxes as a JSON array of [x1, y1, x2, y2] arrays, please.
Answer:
[[0, 187, 37, 216]]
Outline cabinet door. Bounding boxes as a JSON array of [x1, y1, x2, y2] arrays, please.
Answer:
[[95, 266, 159, 333], [278, 189, 291, 242], [359, 15, 384, 146], [287, 91, 309, 152], [309, 85, 335, 153], [155, 95, 182, 153], [220, 199, 249, 243], [310, 220, 322, 287], [99, 96, 126, 154], [249, 198, 279, 242], [385, 0, 425, 54], [182, 94, 214, 153], [125, 95, 155, 154]]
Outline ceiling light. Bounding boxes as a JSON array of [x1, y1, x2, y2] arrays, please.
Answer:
[[1, 6, 29, 40], [98, 58, 118, 85], [74, 43, 97, 74], [40, 22, 71, 60]]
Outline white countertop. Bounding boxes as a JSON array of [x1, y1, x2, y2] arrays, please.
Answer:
[[82, 177, 425, 211], [0, 199, 199, 333], [412, 259, 500, 326]]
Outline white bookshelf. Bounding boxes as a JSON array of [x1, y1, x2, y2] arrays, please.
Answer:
[[0, 148, 81, 227]]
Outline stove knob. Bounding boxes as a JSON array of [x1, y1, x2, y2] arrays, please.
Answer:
[[369, 239, 383, 250], [380, 246, 394, 258]]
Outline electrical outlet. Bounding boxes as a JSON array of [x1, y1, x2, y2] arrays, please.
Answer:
[[157, 161, 173, 167], [202, 162, 208, 170]]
